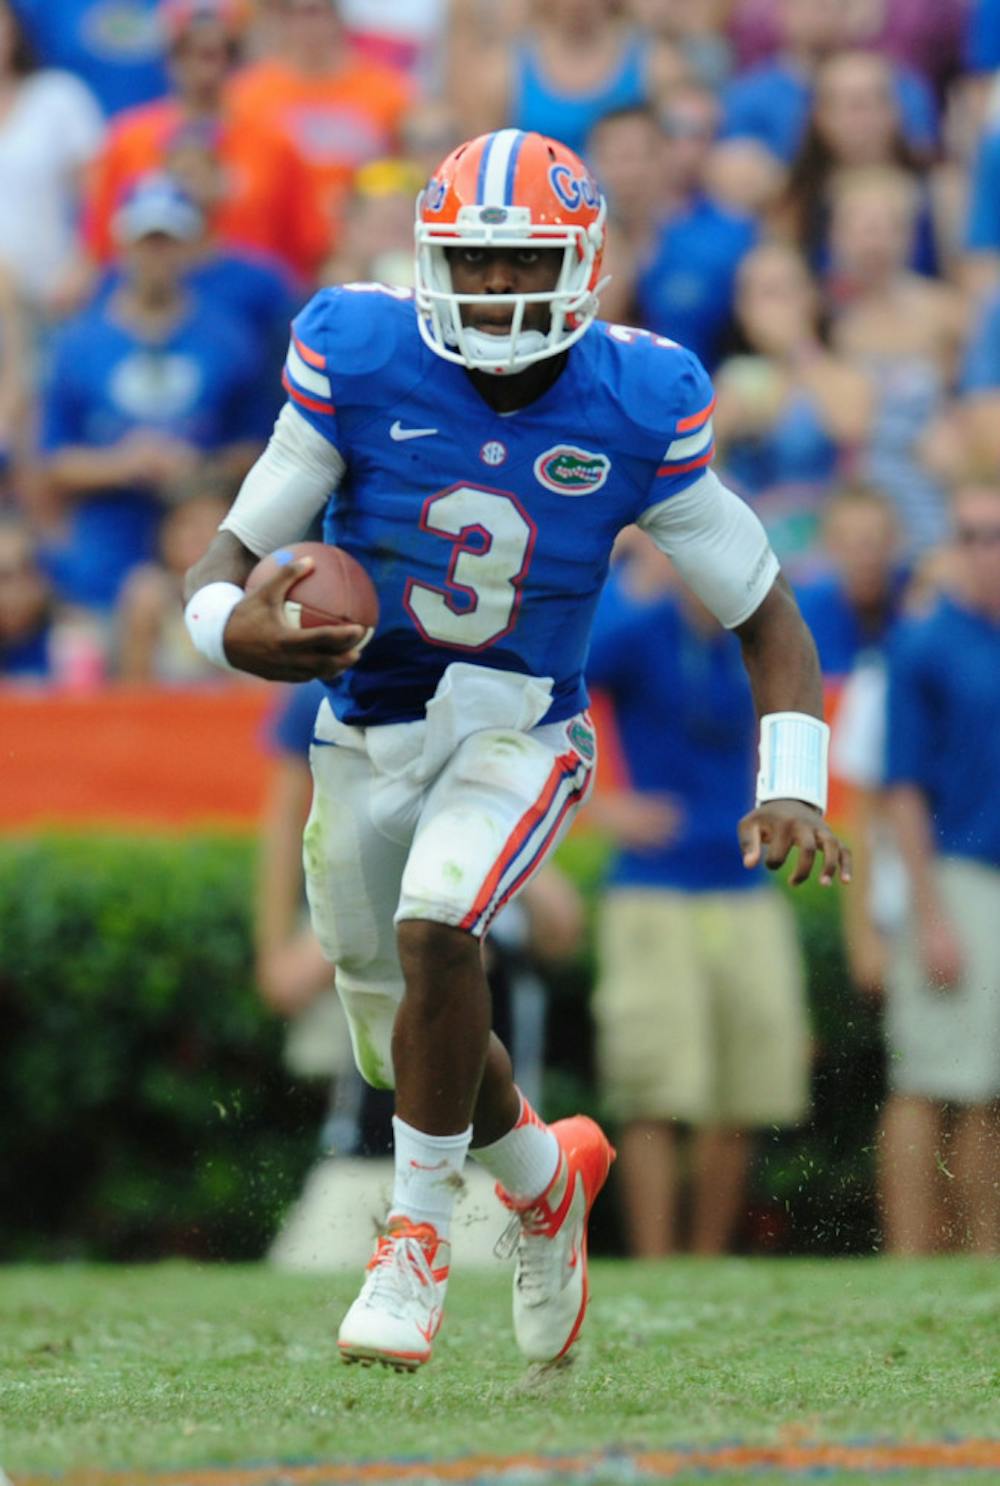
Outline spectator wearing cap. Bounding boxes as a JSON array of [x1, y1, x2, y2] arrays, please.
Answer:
[[12, 0, 168, 117], [0, 0, 103, 317], [84, 0, 328, 284], [225, 0, 413, 247], [39, 175, 273, 613], [878, 482, 1000, 1254]]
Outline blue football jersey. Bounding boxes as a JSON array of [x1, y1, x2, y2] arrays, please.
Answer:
[[282, 285, 716, 726]]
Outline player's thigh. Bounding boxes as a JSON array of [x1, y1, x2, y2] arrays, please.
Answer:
[[711, 890, 810, 1127], [305, 742, 407, 971], [592, 889, 712, 1123], [396, 716, 594, 937], [305, 741, 409, 1089], [888, 858, 1000, 1103]]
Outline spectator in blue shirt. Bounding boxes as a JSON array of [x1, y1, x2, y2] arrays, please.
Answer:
[[964, 0, 1000, 73], [0, 515, 58, 679], [39, 174, 272, 613], [588, 92, 757, 370], [717, 0, 937, 196], [881, 481, 1000, 1254], [781, 51, 939, 279], [586, 531, 809, 1257], [796, 484, 907, 680], [12, 0, 168, 116]]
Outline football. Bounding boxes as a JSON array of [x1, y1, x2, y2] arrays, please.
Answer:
[[245, 541, 379, 642]]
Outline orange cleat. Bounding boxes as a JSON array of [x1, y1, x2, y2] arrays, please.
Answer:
[[338, 1216, 450, 1371], [495, 1115, 615, 1363]]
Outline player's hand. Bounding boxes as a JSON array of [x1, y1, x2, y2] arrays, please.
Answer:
[[590, 790, 683, 850], [738, 799, 852, 888], [847, 925, 888, 999], [919, 913, 964, 992], [222, 557, 366, 681]]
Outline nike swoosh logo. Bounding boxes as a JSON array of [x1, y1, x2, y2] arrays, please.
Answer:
[[418, 1306, 442, 1342], [390, 421, 438, 441]]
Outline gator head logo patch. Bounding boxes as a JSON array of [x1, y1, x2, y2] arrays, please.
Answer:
[[534, 445, 611, 496]]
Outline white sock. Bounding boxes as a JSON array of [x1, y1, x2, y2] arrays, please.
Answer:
[[470, 1091, 560, 1202], [389, 1116, 472, 1238]]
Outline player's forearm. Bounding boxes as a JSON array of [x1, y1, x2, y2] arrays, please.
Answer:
[[885, 783, 942, 915], [46, 446, 140, 497], [183, 530, 258, 602], [255, 761, 313, 960], [735, 575, 824, 722]]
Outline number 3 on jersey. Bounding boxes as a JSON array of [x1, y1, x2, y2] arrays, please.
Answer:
[[403, 484, 537, 650]]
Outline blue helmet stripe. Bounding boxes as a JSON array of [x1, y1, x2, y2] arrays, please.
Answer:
[[503, 131, 525, 205]]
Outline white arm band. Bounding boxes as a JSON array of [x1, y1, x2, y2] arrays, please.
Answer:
[[756, 711, 830, 813], [219, 403, 347, 557], [184, 581, 244, 671], [637, 469, 780, 628]]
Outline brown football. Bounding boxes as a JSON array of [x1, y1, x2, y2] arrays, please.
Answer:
[[245, 541, 379, 640]]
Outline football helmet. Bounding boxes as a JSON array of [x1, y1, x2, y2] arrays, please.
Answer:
[[414, 130, 608, 376]]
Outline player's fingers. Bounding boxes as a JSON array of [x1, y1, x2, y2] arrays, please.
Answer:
[[818, 828, 841, 887], [739, 817, 763, 868], [259, 554, 314, 599], [788, 825, 817, 887], [764, 821, 793, 870], [838, 840, 853, 885], [289, 622, 366, 653]]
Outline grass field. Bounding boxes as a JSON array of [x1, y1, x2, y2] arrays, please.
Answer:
[[2, 1258, 999, 1485]]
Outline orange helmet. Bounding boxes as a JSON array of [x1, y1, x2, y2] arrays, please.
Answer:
[[415, 130, 607, 375]]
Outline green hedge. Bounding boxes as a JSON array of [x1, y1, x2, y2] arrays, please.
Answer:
[[0, 834, 882, 1261], [0, 836, 322, 1262]]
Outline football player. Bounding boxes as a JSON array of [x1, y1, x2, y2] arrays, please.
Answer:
[[184, 129, 851, 1370]]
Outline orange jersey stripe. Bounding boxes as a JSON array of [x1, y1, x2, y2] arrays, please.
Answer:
[[657, 447, 715, 478], [293, 332, 326, 369], [675, 393, 716, 434], [460, 750, 580, 932], [282, 369, 334, 416]]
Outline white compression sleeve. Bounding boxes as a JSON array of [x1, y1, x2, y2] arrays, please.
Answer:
[[219, 403, 347, 557], [637, 469, 780, 628]]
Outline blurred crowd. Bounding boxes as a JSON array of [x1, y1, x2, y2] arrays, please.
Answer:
[[2, 0, 998, 1259], [0, 0, 997, 675]]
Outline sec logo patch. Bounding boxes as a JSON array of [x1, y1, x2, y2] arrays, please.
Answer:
[[534, 445, 611, 495], [480, 440, 508, 466]]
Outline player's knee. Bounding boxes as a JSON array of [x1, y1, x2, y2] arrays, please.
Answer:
[[335, 976, 398, 1090], [396, 917, 480, 991]]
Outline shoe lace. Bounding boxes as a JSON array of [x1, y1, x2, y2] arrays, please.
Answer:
[[494, 1203, 562, 1304], [365, 1235, 438, 1317]]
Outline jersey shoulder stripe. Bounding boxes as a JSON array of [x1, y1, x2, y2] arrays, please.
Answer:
[[293, 332, 326, 370], [657, 417, 715, 478], [675, 393, 716, 433], [281, 368, 334, 416]]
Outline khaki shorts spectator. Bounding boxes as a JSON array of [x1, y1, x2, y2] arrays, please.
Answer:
[[887, 858, 1000, 1104], [593, 888, 809, 1126]]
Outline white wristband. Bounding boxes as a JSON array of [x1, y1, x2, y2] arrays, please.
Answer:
[[184, 582, 244, 671], [756, 711, 830, 814]]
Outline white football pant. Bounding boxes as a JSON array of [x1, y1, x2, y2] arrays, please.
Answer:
[[302, 665, 595, 1090]]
